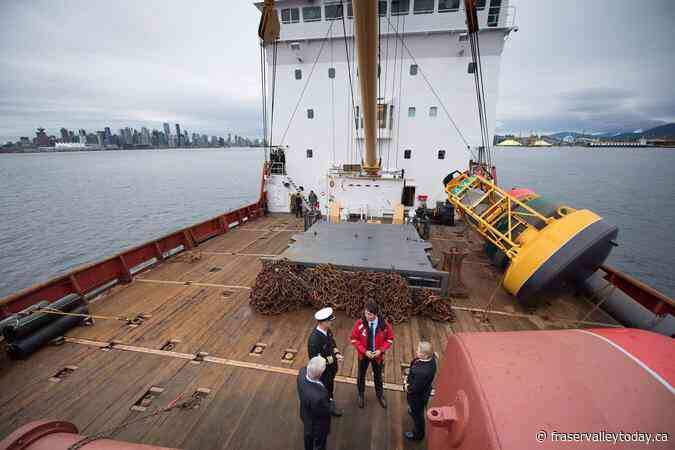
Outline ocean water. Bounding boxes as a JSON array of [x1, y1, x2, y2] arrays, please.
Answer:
[[0, 146, 673, 299], [0, 148, 264, 298], [493, 147, 675, 298]]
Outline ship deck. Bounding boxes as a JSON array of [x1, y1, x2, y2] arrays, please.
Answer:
[[0, 213, 619, 449]]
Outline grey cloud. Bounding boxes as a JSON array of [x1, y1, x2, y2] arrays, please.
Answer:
[[1, 0, 674, 142], [496, 0, 675, 134], [0, 0, 264, 142]]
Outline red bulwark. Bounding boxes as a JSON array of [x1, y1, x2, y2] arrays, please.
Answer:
[[428, 329, 674, 450]]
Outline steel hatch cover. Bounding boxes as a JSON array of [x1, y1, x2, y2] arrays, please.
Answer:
[[281, 222, 441, 274]]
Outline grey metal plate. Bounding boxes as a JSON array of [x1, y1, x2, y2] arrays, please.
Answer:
[[282, 222, 442, 274]]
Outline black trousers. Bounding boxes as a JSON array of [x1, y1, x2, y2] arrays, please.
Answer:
[[295, 205, 303, 217], [321, 364, 337, 400], [408, 400, 426, 439], [304, 432, 327, 450], [357, 358, 384, 397]]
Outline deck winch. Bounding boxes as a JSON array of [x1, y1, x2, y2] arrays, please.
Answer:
[[443, 171, 618, 305]]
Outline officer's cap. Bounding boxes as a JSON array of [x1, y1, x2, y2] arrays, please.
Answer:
[[314, 307, 335, 322]]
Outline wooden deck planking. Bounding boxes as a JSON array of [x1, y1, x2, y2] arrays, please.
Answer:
[[0, 212, 618, 448], [197, 229, 274, 254], [0, 344, 98, 434], [140, 363, 240, 448], [136, 254, 262, 287]]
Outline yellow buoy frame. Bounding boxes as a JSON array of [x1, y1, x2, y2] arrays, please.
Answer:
[[502, 209, 602, 297], [444, 171, 618, 303]]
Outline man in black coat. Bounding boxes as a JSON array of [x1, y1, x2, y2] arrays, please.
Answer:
[[308, 307, 343, 416], [297, 356, 332, 450], [405, 341, 437, 441]]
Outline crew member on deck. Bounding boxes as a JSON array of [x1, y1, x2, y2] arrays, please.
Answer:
[[350, 302, 394, 409], [290, 192, 298, 215], [309, 190, 318, 211], [308, 307, 344, 416], [405, 341, 437, 441], [297, 356, 332, 450], [295, 190, 304, 218]]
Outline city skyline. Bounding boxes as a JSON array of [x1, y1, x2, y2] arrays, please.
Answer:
[[5, 121, 264, 150]]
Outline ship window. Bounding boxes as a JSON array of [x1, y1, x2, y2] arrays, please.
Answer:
[[408, 107, 416, 117], [377, 104, 388, 129], [391, 0, 410, 15], [414, 0, 434, 14], [281, 7, 300, 24], [410, 64, 418, 75], [303, 6, 322, 22], [389, 104, 394, 128], [429, 106, 438, 117], [379, 1, 388, 16], [404, 149, 412, 159], [459, 33, 469, 42], [439, 0, 460, 12], [307, 109, 314, 119], [306, 149, 313, 158], [346, 2, 353, 18], [476, 0, 486, 10], [438, 150, 446, 159], [325, 4, 343, 20], [487, 0, 501, 27], [295, 69, 302, 80], [328, 67, 335, 78]]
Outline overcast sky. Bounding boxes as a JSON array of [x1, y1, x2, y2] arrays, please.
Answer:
[[1, 0, 674, 142]]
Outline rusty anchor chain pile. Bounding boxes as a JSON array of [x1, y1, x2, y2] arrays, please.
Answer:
[[250, 260, 455, 323], [411, 289, 456, 322]]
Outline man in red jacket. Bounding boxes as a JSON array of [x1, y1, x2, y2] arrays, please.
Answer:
[[350, 302, 394, 409]]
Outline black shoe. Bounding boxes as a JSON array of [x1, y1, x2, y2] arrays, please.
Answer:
[[357, 395, 365, 409], [330, 401, 343, 417], [377, 395, 387, 409], [404, 431, 423, 441]]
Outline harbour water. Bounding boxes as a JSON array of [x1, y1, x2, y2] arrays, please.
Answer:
[[0, 147, 673, 299]]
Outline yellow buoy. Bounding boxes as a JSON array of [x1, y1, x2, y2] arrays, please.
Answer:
[[443, 171, 618, 305]]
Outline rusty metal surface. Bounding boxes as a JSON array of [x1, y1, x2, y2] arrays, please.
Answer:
[[249, 260, 455, 324], [600, 265, 675, 317]]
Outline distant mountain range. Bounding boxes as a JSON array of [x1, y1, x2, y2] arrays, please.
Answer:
[[499, 123, 675, 143]]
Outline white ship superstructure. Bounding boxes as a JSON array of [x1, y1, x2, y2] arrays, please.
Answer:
[[260, 0, 516, 216]]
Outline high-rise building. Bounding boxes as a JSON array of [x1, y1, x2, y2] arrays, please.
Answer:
[[104, 127, 112, 145], [163, 123, 171, 141], [175, 124, 182, 147], [60, 128, 70, 143], [140, 127, 151, 145], [36, 128, 49, 146]]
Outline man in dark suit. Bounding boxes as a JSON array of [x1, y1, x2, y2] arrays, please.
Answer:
[[297, 356, 332, 450], [308, 307, 344, 416], [405, 341, 437, 441]]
